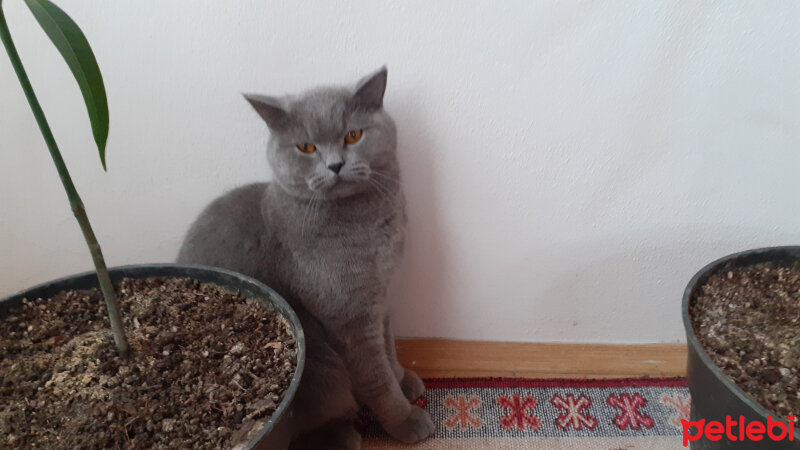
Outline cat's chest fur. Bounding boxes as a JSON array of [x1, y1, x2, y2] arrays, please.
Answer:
[[269, 189, 405, 306]]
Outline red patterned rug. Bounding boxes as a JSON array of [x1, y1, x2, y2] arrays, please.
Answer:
[[361, 377, 689, 449]]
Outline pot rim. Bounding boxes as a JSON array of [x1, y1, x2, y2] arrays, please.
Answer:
[[0, 263, 305, 449], [681, 246, 800, 420]]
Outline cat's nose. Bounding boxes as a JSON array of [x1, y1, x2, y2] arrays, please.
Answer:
[[328, 162, 344, 174]]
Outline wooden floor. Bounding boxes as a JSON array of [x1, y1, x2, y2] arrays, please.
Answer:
[[395, 339, 687, 379]]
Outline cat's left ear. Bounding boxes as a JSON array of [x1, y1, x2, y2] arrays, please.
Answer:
[[351, 66, 388, 110]]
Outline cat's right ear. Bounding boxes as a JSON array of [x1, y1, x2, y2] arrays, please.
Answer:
[[243, 94, 291, 131]]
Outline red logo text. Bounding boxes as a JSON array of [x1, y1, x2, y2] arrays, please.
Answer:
[[682, 415, 795, 446]]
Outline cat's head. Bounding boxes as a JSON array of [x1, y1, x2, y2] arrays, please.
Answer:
[[244, 67, 397, 200]]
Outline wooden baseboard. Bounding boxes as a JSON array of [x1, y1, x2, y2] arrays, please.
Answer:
[[395, 339, 687, 379]]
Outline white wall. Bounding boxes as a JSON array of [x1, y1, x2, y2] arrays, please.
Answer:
[[2, 1, 799, 344]]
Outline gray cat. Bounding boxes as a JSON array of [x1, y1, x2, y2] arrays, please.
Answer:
[[177, 68, 433, 449]]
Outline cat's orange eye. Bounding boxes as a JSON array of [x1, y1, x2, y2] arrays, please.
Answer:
[[344, 129, 363, 145], [296, 143, 316, 154]]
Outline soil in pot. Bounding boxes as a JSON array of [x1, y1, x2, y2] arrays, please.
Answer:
[[0, 276, 297, 449], [690, 262, 800, 419]]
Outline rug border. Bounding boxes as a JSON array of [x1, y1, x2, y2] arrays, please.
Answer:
[[421, 376, 687, 389]]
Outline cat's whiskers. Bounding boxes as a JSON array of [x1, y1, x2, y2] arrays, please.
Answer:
[[310, 193, 321, 236], [370, 170, 404, 189], [300, 192, 319, 238], [367, 178, 396, 205], [299, 195, 309, 237], [310, 192, 323, 235], [370, 173, 400, 196]]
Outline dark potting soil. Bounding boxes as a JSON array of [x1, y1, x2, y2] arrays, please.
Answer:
[[690, 263, 800, 419], [0, 277, 296, 449]]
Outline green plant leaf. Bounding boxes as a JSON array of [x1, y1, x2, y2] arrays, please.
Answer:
[[24, 0, 109, 170]]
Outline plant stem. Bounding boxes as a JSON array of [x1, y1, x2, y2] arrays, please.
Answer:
[[0, 3, 129, 357]]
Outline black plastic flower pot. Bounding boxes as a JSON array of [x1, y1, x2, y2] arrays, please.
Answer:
[[0, 264, 305, 449], [683, 247, 800, 449]]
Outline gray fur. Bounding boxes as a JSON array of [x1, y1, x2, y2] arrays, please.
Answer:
[[178, 67, 432, 449]]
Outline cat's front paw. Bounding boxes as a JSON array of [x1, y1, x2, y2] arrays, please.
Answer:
[[401, 368, 425, 401], [382, 406, 434, 444]]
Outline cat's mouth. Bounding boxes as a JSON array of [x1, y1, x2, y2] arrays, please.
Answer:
[[307, 174, 372, 198], [308, 171, 370, 192]]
